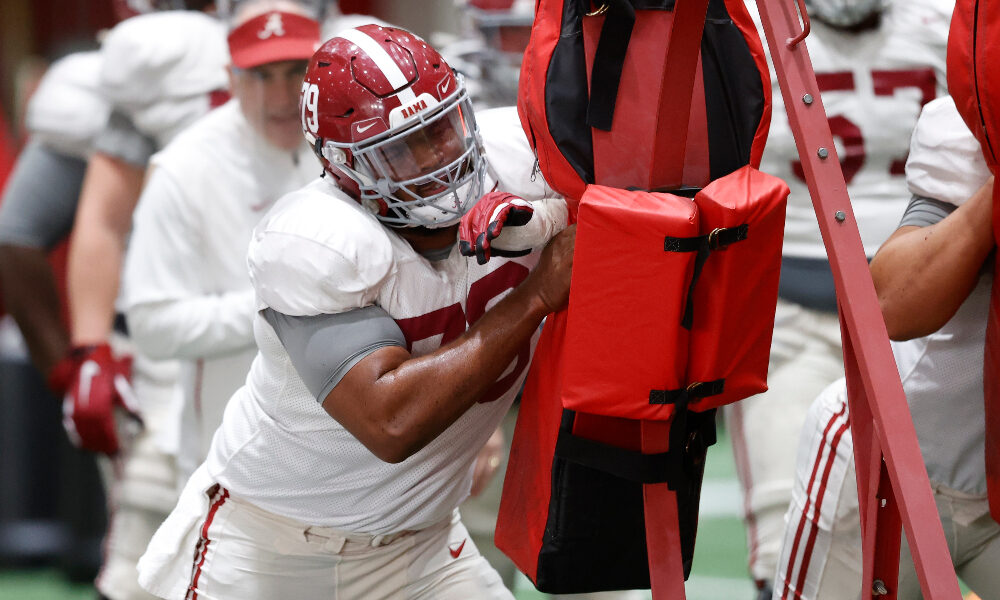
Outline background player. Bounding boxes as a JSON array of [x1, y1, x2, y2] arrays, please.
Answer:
[[773, 96, 1000, 600]]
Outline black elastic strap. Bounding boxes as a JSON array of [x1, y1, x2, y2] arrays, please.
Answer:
[[585, 0, 679, 131], [555, 431, 673, 484], [663, 223, 749, 328], [649, 379, 725, 405], [587, 0, 636, 131], [662, 224, 749, 254]]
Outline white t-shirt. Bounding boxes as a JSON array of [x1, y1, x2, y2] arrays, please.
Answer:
[[123, 100, 319, 480], [203, 106, 565, 533], [751, 0, 952, 259]]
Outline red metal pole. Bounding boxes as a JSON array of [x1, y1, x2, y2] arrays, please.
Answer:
[[641, 420, 688, 600], [754, 0, 960, 597]]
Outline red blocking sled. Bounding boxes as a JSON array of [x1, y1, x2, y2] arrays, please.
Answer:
[[497, 0, 962, 598]]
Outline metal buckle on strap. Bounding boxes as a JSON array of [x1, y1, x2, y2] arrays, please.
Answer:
[[587, 3, 609, 16], [707, 228, 725, 251]]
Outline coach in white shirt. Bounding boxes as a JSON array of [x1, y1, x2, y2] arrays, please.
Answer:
[[122, 0, 321, 484]]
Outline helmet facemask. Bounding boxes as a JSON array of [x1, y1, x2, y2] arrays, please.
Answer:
[[320, 83, 486, 228]]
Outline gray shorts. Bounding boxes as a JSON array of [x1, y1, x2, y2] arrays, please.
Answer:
[[0, 140, 86, 249]]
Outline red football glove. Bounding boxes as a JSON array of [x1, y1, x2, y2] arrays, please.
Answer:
[[459, 192, 534, 265], [61, 343, 142, 455], [48, 349, 84, 395]]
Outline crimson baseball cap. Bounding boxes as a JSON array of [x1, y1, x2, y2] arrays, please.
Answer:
[[228, 11, 321, 69]]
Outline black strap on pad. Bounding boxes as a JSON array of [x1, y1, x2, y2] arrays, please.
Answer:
[[663, 223, 748, 328]]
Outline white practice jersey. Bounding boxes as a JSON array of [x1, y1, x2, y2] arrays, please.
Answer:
[[891, 95, 991, 494], [99, 10, 229, 148], [26, 51, 110, 160], [752, 0, 952, 258], [204, 108, 563, 534], [905, 96, 992, 207], [123, 100, 318, 480]]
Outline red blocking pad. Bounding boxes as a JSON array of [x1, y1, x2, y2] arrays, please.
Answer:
[[686, 166, 789, 409], [495, 310, 569, 583], [561, 185, 698, 421]]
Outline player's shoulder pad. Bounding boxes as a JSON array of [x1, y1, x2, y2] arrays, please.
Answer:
[[26, 51, 110, 159], [100, 11, 228, 107], [248, 179, 395, 316], [905, 96, 991, 207], [477, 106, 559, 202]]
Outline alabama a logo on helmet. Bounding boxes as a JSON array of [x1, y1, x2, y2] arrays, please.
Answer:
[[335, 28, 441, 127]]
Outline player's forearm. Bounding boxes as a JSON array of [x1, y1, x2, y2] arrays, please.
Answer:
[[126, 291, 256, 360], [0, 245, 70, 375], [330, 282, 550, 463], [67, 153, 144, 345], [326, 226, 574, 462], [872, 180, 994, 340], [68, 225, 126, 344]]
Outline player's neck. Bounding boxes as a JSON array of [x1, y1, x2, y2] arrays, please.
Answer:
[[397, 224, 459, 258]]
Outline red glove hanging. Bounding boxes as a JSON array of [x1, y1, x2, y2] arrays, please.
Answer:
[[61, 343, 142, 455], [460, 192, 535, 264]]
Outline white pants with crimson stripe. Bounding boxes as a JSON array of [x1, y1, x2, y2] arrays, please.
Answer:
[[726, 299, 844, 583], [138, 466, 512, 600], [772, 380, 860, 600], [774, 380, 1000, 600]]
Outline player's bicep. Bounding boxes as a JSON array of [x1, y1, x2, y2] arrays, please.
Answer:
[[262, 305, 409, 407]]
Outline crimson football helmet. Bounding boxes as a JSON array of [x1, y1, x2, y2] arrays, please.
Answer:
[[301, 24, 486, 228]]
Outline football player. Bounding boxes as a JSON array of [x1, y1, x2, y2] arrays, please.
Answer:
[[0, 50, 107, 383], [137, 24, 572, 600], [773, 95, 1000, 600], [729, 0, 952, 596], [44, 3, 228, 599]]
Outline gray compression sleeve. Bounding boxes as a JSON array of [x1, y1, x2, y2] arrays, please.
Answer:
[[262, 305, 407, 402], [92, 109, 157, 167], [0, 140, 86, 248], [898, 195, 955, 229]]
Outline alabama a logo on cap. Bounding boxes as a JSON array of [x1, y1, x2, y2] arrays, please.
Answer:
[[258, 12, 285, 39]]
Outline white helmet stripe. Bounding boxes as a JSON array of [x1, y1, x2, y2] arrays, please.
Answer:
[[337, 28, 418, 106]]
